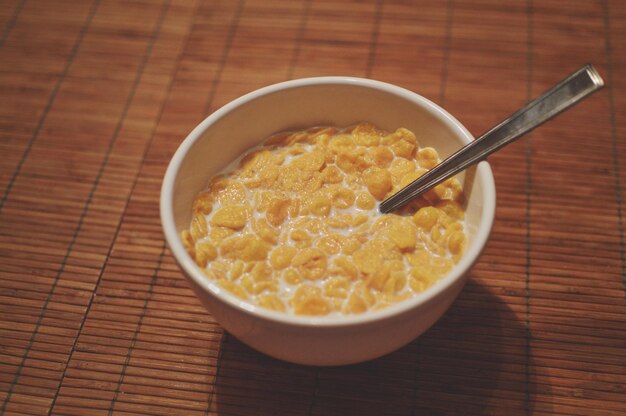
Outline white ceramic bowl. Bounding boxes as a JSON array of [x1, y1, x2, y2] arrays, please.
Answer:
[[160, 77, 496, 366]]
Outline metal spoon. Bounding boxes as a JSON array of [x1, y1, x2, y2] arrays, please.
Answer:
[[379, 64, 605, 213]]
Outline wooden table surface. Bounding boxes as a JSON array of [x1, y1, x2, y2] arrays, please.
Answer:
[[1, 0, 625, 415]]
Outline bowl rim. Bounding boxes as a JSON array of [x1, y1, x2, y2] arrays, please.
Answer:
[[160, 76, 496, 328]]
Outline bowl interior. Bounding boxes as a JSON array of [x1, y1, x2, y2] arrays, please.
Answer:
[[163, 77, 493, 323]]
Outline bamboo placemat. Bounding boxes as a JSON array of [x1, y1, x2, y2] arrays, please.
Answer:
[[1, 0, 625, 415]]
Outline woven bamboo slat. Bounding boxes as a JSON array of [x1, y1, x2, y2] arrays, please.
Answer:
[[1, 0, 625, 415]]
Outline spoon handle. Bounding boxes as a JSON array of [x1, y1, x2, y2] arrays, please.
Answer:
[[379, 64, 605, 214]]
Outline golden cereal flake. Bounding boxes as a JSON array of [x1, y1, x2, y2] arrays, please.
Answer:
[[251, 261, 273, 282], [341, 236, 361, 255], [408, 257, 452, 292], [181, 229, 194, 250], [258, 165, 280, 187], [435, 199, 465, 221], [343, 283, 375, 314], [211, 206, 248, 230], [389, 157, 413, 179], [417, 147, 440, 169], [253, 281, 279, 295], [412, 206, 441, 230], [292, 150, 325, 171], [321, 165, 344, 184], [220, 235, 271, 262], [353, 244, 384, 276], [355, 191, 376, 210], [336, 148, 373, 174], [192, 192, 213, 215], [316, 234, 344, 256], [266, 197, 292, 227], [363, 166, 392, 200], [269, 245, 297, 270], [302, 191, 332, 216], [369, 146, 394, 168], [352, 122, 384, 147], [300, 217, 324, 234], [386, 128, 418, 159], [258, 294, 286, 312], [292, 247, 328, 281], [190, 213, 208, 241], [383, 269, 407, 295], [277, 166, 322, 193], [328, 186, 355, 209], [230, 261, 244, 280], [195, 241, 217, 268], [332, 256, 359, 280], [284, 268, 302, 285], [344, 291, 369, 314], [240, 149, 277, 177], [328, 134, 355, 155], [209, 179, 247, 205], [252, 218, 280, 244], [367, 263, 392, 291], [218, 279, 248, 300], [290, 228, 311, 244], [254, 191, 276, 212], [209, 226, 236, 242], [291, 285, 332, 316], [350, 214, 369, 227], [447, 230, 466, 256], [324, 276, 351, 299], [385, 218, 418, 251], [324, 216, 349, 230]]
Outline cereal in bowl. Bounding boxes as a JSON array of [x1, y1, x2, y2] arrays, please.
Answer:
[[182, 123, 466, 316]]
